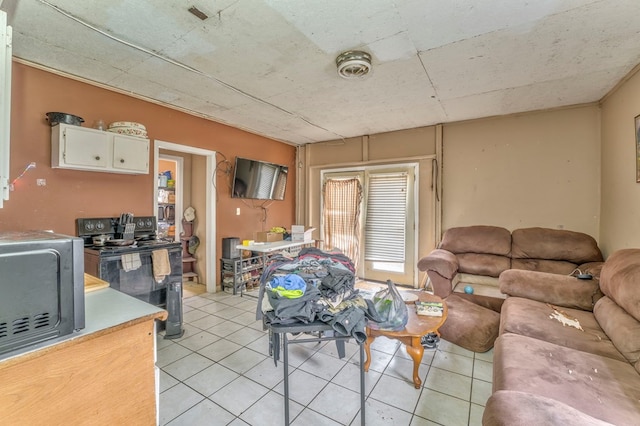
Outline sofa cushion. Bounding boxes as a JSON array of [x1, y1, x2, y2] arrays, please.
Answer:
[[599, 248, 640, 321], [494, 333, 640, 425], [511, 258, 577, 275], [483, 391, 615, 426], [457, 253, 510, 277], [499, 297, 626, 362], [499, 269, 602, 311], [438, 294, 499, 352], [439, 225, 511, 256], [594, 296, 640, 366], [511, 227, 603, 264]]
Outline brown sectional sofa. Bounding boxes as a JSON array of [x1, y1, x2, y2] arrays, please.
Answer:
[[485, 249, 640, 425], [417, 225, 604, 352], [418, 225, 604, 312]]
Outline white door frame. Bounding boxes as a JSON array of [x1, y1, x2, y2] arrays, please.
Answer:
[[154, 140, 217, 293]]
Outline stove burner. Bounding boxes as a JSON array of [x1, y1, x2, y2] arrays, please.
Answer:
[[77, 216, 158, 246]]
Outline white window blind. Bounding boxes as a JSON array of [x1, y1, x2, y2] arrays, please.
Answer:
[[364, 172, 408, 263]]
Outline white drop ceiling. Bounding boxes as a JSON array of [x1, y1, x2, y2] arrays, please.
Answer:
[[3, 0, 640, 145]]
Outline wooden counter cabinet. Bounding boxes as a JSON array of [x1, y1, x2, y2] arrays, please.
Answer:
[[0, 288, 167, 425]]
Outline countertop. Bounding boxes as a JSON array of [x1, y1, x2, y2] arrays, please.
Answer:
[[0, 288, 167, 365]]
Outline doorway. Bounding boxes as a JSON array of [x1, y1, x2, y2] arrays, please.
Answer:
[[321, 163, 420, 286], [154, 140, 217, 293], [158, 156, 183, 242]]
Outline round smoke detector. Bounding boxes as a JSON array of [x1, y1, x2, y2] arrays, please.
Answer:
[[336, 50, 372, 79]]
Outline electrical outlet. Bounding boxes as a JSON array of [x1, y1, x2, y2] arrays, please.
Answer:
[[36, 179, 46, 186]]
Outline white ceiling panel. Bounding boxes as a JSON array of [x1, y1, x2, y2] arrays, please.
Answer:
[[3, 0, 640, 144], [263, 0, 409, 57], [441, 67, 621, 122]]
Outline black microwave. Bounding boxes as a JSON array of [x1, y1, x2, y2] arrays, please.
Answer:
[[0, 231, 85, 357]]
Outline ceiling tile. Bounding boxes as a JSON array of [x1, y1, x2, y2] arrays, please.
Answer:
[[5, 0, 640, 144]]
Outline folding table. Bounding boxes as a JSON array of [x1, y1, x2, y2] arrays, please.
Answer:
[[267, 320, 366, 426]]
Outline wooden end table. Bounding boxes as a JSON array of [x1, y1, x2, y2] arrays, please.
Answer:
[[364, 292, 448, 389]]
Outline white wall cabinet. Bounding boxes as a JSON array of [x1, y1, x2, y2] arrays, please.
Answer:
[[52, 123, 149, 174]]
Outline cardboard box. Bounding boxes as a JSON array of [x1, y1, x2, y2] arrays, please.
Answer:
[[291, 227, 315, 242], [256, 232, 283, 243], [291, 225, 306, 233]]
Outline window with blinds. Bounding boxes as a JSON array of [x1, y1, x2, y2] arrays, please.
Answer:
[[364, 172, 408, 264]]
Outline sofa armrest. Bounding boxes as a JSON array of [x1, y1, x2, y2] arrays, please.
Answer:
[[499, 269, 603, 311], [417, 249, 459, 278], [418, 249, 459, 298]]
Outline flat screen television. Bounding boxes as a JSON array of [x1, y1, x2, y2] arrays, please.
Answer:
[[231, 157, 288, 200]]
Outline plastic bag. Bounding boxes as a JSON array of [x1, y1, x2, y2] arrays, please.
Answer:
[[368, 279, 408, 331]]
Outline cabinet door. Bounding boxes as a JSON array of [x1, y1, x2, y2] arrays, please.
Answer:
[[112, 135, 149, 173], [62, 126, 109, 169]]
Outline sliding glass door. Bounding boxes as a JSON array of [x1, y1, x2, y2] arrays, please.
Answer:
[[322, 164, 418, 285], [362, 167, 416, 284]]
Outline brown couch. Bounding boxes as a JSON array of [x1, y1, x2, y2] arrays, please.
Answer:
[[417, 226, 604, 352], [418, 225, 604, 312], [484, 249, 640, 425]]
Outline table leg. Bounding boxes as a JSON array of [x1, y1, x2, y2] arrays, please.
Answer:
[[359, 342, 365, 426], [283, 333, 290, 425], [363, 335, 376, 372], [405, 336, 425, 389]]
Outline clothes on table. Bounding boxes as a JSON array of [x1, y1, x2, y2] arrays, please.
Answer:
[[256, 248, 382, 343], [270, 274, 307, 298]]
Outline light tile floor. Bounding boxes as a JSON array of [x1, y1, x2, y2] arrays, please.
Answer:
[[157, 290, 493, 425]]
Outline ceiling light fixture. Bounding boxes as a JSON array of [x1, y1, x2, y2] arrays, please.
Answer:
[[336, 50, 372, 79]]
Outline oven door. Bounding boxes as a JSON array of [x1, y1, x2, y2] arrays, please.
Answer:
[[94, 245, 182, 307]]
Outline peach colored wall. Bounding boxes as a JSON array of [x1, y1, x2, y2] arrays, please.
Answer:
[[442, 105, 601, 238], [1, 62, 296, 284], [600, 68, 640, 256]]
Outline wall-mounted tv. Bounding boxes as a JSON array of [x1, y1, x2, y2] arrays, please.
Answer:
[[231, 157, 288, 200]]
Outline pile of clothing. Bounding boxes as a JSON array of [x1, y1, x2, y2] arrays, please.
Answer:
[[256, 248, 381, 343]]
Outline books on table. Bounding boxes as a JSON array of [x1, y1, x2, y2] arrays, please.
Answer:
[[415, 301, 444, 317]]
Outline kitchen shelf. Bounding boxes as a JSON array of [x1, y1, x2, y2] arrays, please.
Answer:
[[157, 185, 176, 236], [181, 219, 198, 282]]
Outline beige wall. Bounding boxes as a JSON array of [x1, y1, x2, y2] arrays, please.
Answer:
[[441, 105, 601, 237], [304, 106, 605, 284], [600, 67, 640, 256]]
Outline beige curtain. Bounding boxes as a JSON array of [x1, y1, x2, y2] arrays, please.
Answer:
[[322, 178, 363, 266]]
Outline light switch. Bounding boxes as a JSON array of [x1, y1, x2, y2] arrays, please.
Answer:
[[236, 207, 240, 215]]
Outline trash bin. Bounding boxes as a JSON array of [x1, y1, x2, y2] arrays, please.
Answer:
[[164, 282, 184, 339]]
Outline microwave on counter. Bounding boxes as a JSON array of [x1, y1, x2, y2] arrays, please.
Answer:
[[0, 231, 85, 358]]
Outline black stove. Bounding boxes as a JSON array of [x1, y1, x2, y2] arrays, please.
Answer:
[[77, 216, 183, 312], [77, 216, 160, 250]]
